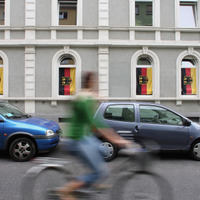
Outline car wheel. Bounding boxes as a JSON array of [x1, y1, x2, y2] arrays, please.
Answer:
[[9, 137, 36, 162], [100, 140, 117, 162], [190, 140, 200, 161]]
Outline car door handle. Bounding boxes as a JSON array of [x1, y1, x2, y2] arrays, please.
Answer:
[[135, 125, 139, 132], [117, 130, 132, 134]]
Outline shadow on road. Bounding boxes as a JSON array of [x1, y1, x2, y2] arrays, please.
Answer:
[[0, 150, 11, 161], [159, 151, 191, 161], [0, 146, 196, 163], [117, 149, 193, 162]]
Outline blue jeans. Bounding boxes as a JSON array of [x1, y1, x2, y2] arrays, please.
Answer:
[[62, 136, 109, 186]]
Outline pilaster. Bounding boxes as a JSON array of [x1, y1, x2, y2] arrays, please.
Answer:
[[98, 47, 109, 97], [24, 47, 35, 113], [25, 0, 36, 40], [98, 0, 109, 26]]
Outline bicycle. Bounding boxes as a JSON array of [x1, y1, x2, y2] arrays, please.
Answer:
[[21, 141, 174, 200]]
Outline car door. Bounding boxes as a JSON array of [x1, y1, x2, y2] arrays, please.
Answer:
[[135, 104, 189, 150], [101, 104, 138, 141]]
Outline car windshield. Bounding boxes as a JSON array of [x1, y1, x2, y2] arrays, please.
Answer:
[[0, 102, 28, 119]]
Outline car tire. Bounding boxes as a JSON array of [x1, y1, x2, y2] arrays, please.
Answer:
[[190, 140, 200, 161], [9, 137, 36, 162], [99, 140, 118, 162]]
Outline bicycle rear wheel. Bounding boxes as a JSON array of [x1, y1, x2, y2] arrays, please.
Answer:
[[111, 170, 174, 200], [21, 165, 73, 200]]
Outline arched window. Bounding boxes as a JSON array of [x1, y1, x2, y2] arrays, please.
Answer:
[[52, 48, 81, 99], [136, 57, 153, 95], [0, 56, 3, 95], [59, 56, 76, 95], [176, 49, 200, 100], [181, 56, 197, 95], [131, 48, 160, 99]]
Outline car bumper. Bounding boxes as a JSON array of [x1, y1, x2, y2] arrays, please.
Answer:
[[36, 135, 60, 152]]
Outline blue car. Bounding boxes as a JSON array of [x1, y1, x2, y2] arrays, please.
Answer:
[[94, 101, 200, 161], [0, 101, 62, 161]]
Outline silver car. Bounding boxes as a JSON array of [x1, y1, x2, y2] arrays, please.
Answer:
[[94, 102, 200, 161]]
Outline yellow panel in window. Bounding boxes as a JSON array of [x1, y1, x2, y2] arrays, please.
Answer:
[[70, 68, 76, 95], [0, 67, 3, 95], [191, 68, 197, 95], [147, 68, 152, 95]]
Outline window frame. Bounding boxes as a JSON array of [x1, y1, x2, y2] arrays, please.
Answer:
[[135, 1, 153, 26], [52, 48, 81, 99], [0, 0, 10, 26], [130, 0, 160, 27], [176, 49, 200, 99], [136, 57, 153, 96], [58, 57, 76, 96], [181, 57, 197, 96], [0, 58, 3, 95], [59, 65, 76, 96], [58, 1, 77, 25], [131, 48, 160, 99], [180, 2, 197, 28], [0, 51, 8, 97], [0, 1, 4, 25], [176, 0, 200, 28], [51, 0, 82, 26]]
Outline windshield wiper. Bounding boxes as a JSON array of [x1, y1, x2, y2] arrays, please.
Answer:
[[9, 116, 23, 119], [5, 114, 32, 119], [22, 114, 32, 118]]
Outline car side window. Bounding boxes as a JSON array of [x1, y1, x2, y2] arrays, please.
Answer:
[[140, 105, 183, 126], [104, 105, 135, 122]]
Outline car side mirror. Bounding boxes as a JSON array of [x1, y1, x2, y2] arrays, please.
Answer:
[[183, 119, 191, 127]]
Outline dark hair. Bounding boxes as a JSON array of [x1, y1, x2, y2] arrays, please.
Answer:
[[82, 71, 96, 89]]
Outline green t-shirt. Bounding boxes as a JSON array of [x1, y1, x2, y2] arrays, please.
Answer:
[[65, 95, 105, 140]]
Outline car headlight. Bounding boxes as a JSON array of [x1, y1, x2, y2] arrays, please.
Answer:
[[46, 130, 55, 137]]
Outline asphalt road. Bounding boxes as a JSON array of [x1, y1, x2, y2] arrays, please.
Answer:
[[1, 144, 200, 200]]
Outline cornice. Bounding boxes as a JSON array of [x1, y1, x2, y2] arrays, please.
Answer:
[[0, 40, 199, 48]]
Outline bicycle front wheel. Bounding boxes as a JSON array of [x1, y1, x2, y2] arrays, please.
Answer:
[[111, 170, 174, 200], [21, 165, 73, 200]]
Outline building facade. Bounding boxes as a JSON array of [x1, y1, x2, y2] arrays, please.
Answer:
[[0, 0, 200, 121]]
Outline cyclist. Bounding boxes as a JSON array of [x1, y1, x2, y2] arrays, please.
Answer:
[[57, 71, 131, 200]]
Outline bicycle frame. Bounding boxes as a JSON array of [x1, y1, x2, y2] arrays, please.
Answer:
[[21, 145, 173, 200]]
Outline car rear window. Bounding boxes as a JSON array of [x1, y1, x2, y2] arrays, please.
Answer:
[[104, 104, 135, 122]]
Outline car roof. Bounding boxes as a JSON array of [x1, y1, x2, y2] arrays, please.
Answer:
[[100, 101, 160, 106]]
